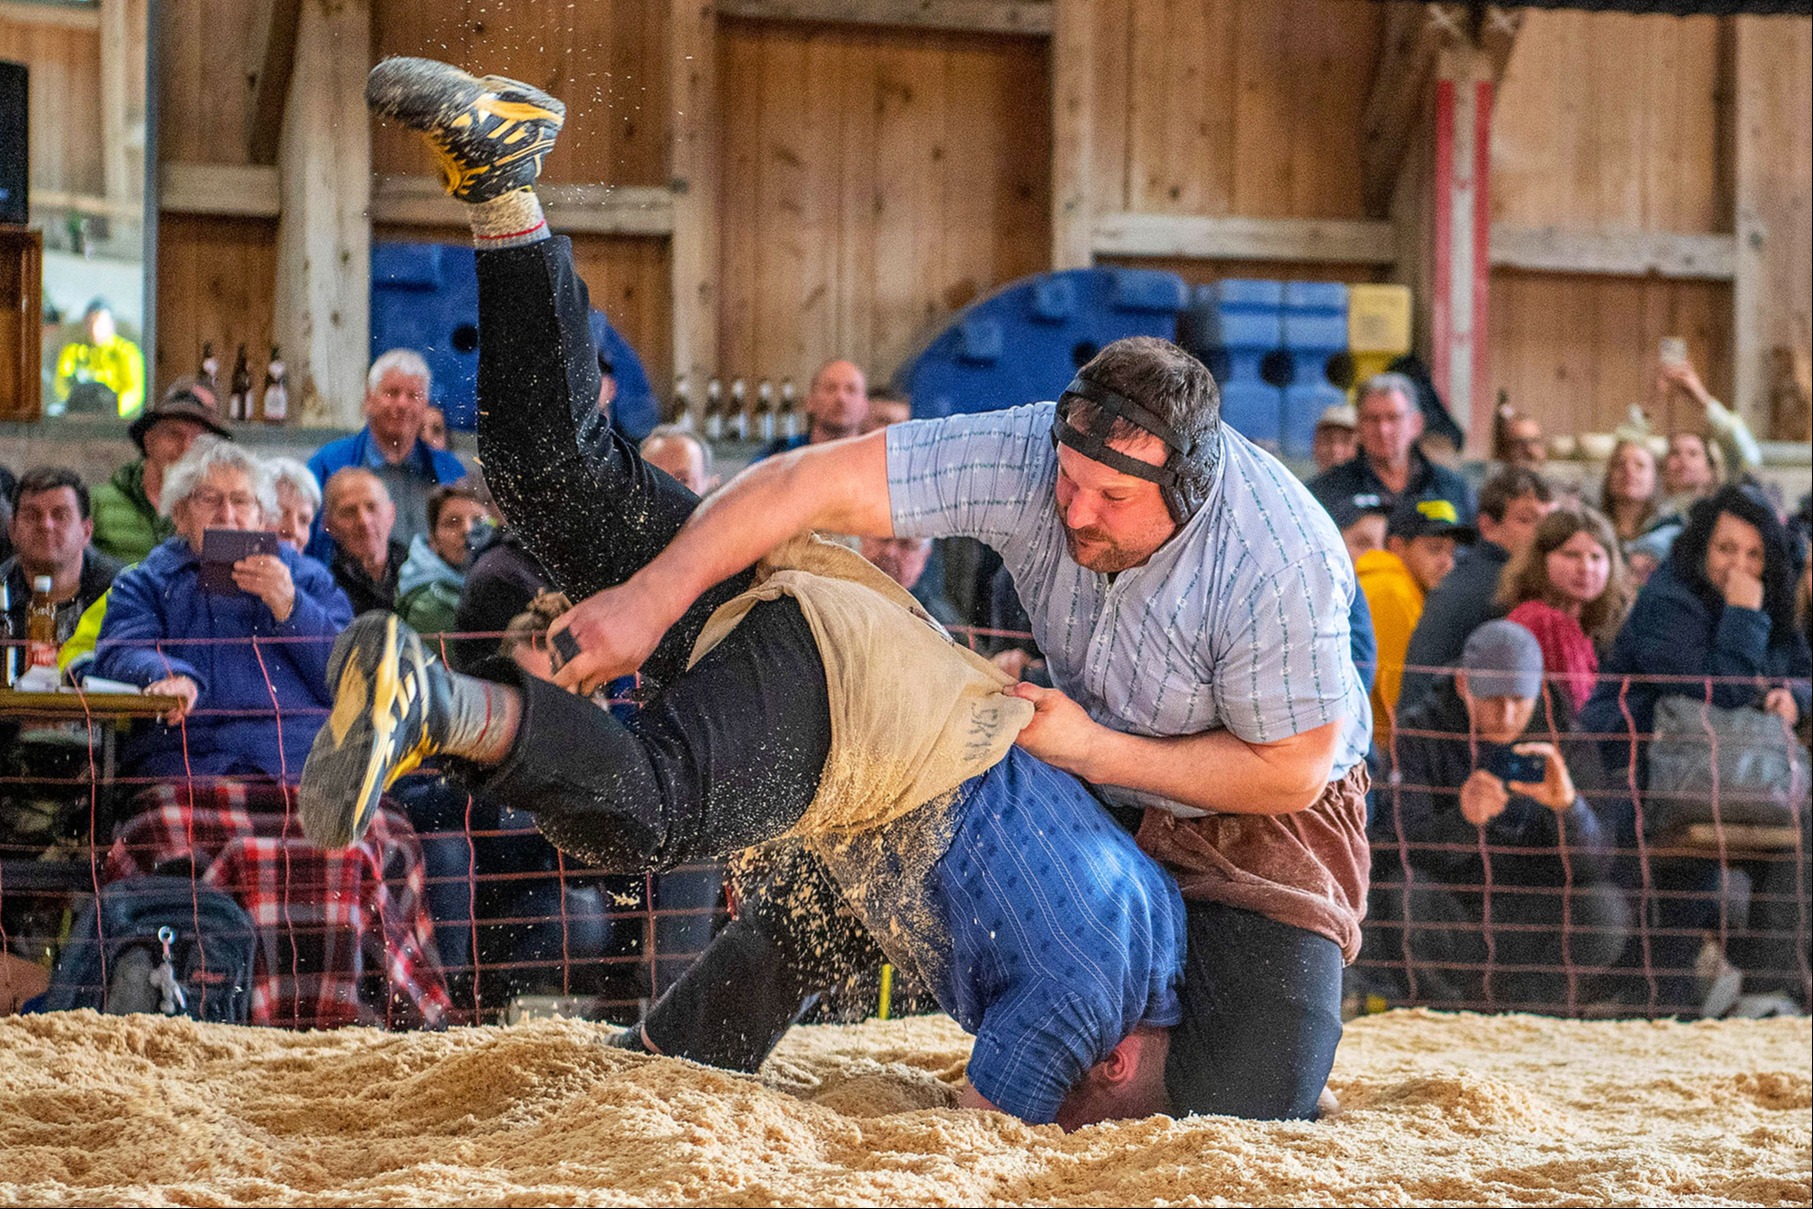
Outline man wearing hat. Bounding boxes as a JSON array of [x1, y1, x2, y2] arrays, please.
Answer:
[[1311, 403, 1357, 474], [53, 298, 146, 419], [91, 378, 231, 564], [1355, 495, 1475, 747], [1366, 619, 1627, 1007]]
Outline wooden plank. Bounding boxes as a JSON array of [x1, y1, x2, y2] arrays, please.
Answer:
[[717, 0, 1051, 36], [1488, 269, 1732, 443], [245, 0, 303, 166], [274, 0, 369, 427], [153, 213, 278, 394], [0, 227, 43, 420], [369, 177, 676, 237], [1091, 212, 1396, 264], [1489, 226, 1736, 281], [669, 0, 720, 402], [158, 162, 282, 218], [0, 0, 97, 30], [1049, 0, 1092, 268]]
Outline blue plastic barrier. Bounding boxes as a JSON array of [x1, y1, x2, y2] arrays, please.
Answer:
[[1280, 281, 1349, 459], [898, 267, 1188, 419], [370, 241, 658, 438]]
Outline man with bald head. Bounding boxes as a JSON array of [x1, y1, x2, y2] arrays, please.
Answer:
[[757, 359, 869, 458], [323, 467, 406, 614]]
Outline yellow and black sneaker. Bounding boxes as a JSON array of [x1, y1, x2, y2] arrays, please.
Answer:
[[366, 56, 566, 202], [299, 612, 445, 849]]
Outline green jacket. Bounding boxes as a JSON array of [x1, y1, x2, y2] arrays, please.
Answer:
[[91, 461, 173, 565]]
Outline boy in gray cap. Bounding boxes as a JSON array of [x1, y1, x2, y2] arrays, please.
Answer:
[[1365, 619, 1629, 1009]]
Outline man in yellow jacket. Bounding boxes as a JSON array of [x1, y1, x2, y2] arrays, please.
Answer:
[[1346, 495, 1474, 749], [54, 299, 146, 418]]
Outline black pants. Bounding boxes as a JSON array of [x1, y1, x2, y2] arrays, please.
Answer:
[[472, 237, 871, 1052], [1168, 901, 1345, 1120], [471, 237, 833, 869]]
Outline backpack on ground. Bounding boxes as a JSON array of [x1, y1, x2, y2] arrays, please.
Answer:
[[36, 875, 255, 1024]]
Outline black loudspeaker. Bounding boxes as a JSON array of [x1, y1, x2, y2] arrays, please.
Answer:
[[0, 61, 25, 227]]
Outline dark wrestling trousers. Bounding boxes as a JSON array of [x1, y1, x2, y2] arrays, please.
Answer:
[[470, 236, 883, 1067]]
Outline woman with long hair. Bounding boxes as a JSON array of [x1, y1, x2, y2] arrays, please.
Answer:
[[1599, 439, 1661, 546], [1497, 507, 1632, 717], [1581, 484, 1812, 1015]]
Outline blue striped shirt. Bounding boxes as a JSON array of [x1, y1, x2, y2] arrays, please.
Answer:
[[886, 402, 1371, 815], [823, 747, 1185, 1124]]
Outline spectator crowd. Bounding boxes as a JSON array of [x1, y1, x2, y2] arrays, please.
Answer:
[[0, 339, 1807, 1028]]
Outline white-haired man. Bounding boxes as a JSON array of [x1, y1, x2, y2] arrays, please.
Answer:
[[307, 349, 467, 554]]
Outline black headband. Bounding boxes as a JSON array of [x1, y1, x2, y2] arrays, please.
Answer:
[[1051, 375, 1192, 486]]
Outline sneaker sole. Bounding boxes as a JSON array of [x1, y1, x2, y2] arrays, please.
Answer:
[[298, 613, 431, 849], [366, 56, 565, 201]]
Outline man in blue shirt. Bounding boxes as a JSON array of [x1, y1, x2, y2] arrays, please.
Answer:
[[307, 348, 467, 556]]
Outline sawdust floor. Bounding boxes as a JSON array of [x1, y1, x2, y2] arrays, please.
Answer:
[[0, 1008, 1807, 1207]]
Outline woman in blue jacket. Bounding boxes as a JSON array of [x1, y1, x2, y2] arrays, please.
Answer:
[[1580, 483, 1810, 1013], [94, 438, 354, 787]]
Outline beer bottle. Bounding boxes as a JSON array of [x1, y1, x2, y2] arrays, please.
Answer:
[[26, 575, 58, 674], [728, 378, 749, 442], [228, 344, 253, 421], [261, 345, 289, 423]]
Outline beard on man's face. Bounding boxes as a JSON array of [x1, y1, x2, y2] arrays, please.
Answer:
[[1058, 507, 1149, 574]]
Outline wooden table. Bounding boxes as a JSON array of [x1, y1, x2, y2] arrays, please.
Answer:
[[0, 688, 179, 784]]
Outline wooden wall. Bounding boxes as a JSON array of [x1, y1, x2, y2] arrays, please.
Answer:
[[123, 2, 1813, 440], [714, 18, 1050, 384], [1088, 0, 1382, 222], [1489, 9, 1734, 436], [371, 0, 674, 385]]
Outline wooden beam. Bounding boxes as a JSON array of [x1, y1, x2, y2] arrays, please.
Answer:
[[97, 0, 133, 205], [0, 0, 97, 30], [1049, 0, 1093, 269], [158, 162, 282, 218], [369, 176, 675, 237], [1092, 213, 1396, 265], [246, 0, 304, 166], [1362, 4, 1448, 217], [1489, 226, 1737, 281], [27, 188, 142, 221], [1364, 5, 1520, 220], [669, 0, 720, 406], [716, 0, 1051, 36], [274, 0, 370, 428]]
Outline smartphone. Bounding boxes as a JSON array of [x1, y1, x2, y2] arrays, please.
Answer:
[[199, 528, 279, 594], [1484, 747, 1547, 786], [1659, 336, 1688, 368]]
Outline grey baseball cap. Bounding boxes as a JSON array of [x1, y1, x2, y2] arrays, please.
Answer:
[[1460, 619, 1544, 700]]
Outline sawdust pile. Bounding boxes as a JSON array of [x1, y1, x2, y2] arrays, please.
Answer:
[[0, 1009, 1806, 1206]]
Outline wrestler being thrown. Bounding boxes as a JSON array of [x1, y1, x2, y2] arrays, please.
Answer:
[[299, 56, 1183, 1130]]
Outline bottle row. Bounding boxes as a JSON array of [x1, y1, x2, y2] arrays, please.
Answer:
[[662, 376, 801, 445], [195, 341, 290, 425]]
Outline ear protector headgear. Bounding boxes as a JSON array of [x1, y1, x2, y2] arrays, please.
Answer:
[[1051, 373, 1220, 524]]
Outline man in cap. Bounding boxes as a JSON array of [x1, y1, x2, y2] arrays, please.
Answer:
[[1367, 619, 1627, 1007], [1311, 403, 1358, 474], [1355, 495, 1475, 747], [91, 378, 231, 564], [534, 161, 1367, 1127]]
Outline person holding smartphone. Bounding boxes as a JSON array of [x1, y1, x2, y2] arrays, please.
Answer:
[[91, 437, 353, 791], [1365, 620, 1629, 1011]]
